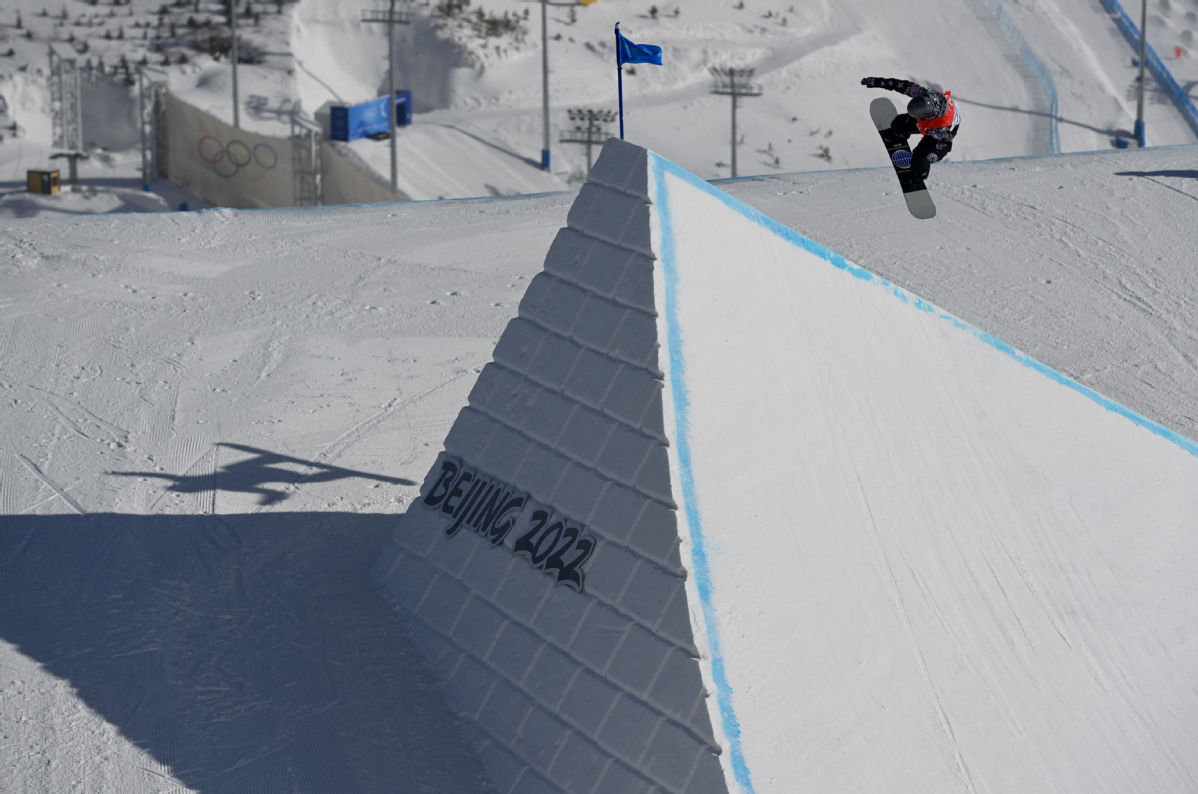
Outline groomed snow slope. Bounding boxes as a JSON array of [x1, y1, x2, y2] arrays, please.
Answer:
[[1, 145, 1197, 792], [652, 146, 1198, 793]]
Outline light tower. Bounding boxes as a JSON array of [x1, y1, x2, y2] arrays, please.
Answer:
[[560, 108, 617, 177], [709, 66, 763, 178]]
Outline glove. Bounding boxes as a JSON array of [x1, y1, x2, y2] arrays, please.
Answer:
[[861, 77, 882, 88]]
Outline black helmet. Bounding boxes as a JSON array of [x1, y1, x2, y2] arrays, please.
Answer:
[[907, 94, 939, 119]]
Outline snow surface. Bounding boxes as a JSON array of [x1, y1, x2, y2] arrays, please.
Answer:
[[1, 0, 1198, 791], [652, 148, 1198, 793], [3, 137, 1198, 790]]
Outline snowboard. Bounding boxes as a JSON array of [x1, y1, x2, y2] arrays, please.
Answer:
[[870, 97, 936, 220]]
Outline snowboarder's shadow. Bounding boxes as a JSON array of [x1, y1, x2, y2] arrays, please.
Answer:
[[1115, 169, 1198, 180], [112, 442, 414, 506]]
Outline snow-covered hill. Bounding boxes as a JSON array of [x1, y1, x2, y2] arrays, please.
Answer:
[[0, 0, 1196, 210]]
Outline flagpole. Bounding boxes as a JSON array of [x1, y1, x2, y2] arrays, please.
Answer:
[[541, 0, 551, 168], [615, 22, 625, 139]]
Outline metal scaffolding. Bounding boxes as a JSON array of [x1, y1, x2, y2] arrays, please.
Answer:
[[290, 114, 323, 207], [49, 43, 83, 152], [138, 66, 168, 189]]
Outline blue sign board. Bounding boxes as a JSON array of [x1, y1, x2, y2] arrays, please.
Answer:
[[329, 91, 413, 142]]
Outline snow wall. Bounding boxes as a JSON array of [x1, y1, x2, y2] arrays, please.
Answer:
[[320, 139, 405, 206], [160, 93, 405, 209], [375, 139, 1198, 793], [163, 93, 294, 210]]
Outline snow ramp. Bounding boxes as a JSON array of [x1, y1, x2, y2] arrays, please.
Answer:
[[375, 139, 1198, 794]]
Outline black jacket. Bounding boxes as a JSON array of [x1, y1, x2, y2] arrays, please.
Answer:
[[862, 77, 958, 141]]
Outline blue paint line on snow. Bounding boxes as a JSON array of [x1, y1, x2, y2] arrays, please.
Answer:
[[1098, 0, 1198, 140], [654, 150, 1198, 461], [975, 0, 1060, 153], [650, 154, 755, 794]]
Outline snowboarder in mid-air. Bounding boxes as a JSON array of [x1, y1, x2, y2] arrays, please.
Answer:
[[861, 77, 960, 182]]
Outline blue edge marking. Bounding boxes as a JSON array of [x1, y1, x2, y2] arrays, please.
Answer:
[[649, 152, 1198, 794], [975, 0, 1060, 154], [1099, 0, 1198, 140]]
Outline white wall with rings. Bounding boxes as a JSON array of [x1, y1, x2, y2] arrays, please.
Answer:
[[163, 93, 293, 209], [161, 93, 405, 209]]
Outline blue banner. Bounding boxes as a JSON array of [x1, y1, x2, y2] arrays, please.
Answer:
[[616, 30, 662, 66]]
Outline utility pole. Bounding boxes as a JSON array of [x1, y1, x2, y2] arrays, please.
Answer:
[[230, 0, 239, 128], [709, 66, 762, 178], [1135, 0, 1148, 147], [362, 1, 414, 193], [560, 108, 617, 177], [541, 1, 597, 169]]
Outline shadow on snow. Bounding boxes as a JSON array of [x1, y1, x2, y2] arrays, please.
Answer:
[[110, 443, 416, 507], [0, 510, 487, 793]]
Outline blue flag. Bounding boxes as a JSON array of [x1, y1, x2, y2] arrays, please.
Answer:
[[616, 29, 662, 66]]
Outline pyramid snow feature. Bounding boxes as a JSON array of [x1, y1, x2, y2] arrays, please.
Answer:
[[377, 139, 1198, 793], [374, 139, 730, 794]]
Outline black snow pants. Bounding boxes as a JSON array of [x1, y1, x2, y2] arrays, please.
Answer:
[[890, 114, 958, 181]]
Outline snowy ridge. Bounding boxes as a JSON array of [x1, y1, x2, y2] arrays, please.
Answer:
[[661, 153, 1198, 461]]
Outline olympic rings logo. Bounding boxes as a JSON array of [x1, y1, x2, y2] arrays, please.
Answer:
[[197, 135, 279, 180]]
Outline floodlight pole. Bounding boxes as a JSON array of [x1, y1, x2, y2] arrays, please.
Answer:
[[231, 0, 239, 128], [1135, 0, 1147, 147], [561, 108, 617, 177], [539, 0, 595, 169], [710, 67, 763, 178], [362, 1, 414, 193], [388, 0, 397, 189]]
